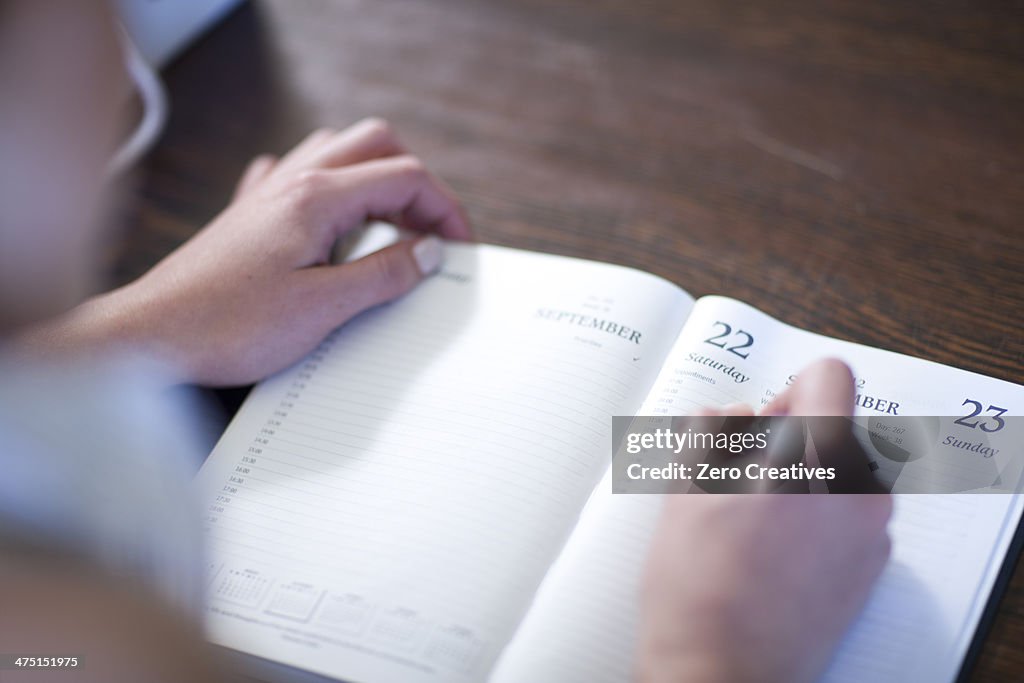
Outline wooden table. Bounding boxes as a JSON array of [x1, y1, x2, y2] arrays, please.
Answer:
[[115, 0, 1024, 679]]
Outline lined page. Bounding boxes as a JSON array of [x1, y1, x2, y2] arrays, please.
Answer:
[[491, 296, 1023, 683], [489, 467, 661, 683], [195, 242, 693, 683]]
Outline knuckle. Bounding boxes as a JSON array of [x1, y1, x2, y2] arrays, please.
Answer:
[[282, 170, 326, 213], [310, 126, 337, 140], [246, 155, 274, 176], [392, 154, 427, 178], [368, 252, 414, 292], [358, 116, 394, 140], [370, 254, 400, 286], [817, 357, 854, 383]]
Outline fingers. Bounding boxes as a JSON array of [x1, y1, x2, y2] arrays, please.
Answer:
[[688, 403, 755, 417], [300, 155, 473, 240], [273, 127, 338, 173], [760, 359, 866, 489], [695, 359, 854, 418], [306, 235, 444, 326], [762, 358, 855, 417], [249, 119, 473, 241], [303, 118, 406, 170], [274, 118, 406, 176], [720, 403, 755, 417], [233, 155, 277, 200]]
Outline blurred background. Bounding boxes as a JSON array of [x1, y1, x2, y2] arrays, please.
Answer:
[[110, 0, 1022, 383], [103, 1, 1020, 679]]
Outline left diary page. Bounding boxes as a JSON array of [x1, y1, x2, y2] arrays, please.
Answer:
[[194, 241, 694, 683]]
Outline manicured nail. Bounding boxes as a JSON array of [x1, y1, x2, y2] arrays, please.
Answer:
[[413, 236, 444, 275]]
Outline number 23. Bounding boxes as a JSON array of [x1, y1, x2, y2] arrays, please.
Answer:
[[954, 399, 1007, 433]]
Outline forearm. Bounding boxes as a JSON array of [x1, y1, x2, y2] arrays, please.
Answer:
[[11, 283, 162, 367]]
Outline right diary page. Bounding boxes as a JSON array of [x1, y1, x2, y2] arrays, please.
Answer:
[[490, 295, 1024, 683]]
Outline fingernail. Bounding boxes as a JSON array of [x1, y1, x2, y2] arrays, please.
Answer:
[[413, 236, 444, 275], [722, 402, 755, 416]]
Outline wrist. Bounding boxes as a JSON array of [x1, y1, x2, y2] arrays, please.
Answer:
[[12, 283, 169, 375]]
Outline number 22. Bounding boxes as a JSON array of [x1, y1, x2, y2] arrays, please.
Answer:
[[704, 321, 754, 359]]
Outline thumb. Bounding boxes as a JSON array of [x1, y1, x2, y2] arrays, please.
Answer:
[[790, 358, 856, 417], [317, 235, 444, 323], [762, 358, 855, 417]]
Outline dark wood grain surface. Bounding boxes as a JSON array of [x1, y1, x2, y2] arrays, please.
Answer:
[[115, 0, 1024, 679]]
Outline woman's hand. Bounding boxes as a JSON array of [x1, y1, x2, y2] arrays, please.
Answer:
[[25, 118, 472, 385], [637, 359, 893, 683]]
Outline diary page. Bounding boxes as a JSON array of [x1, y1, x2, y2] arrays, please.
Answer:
[[195, 242, 693, 683], [491, 296, 1023, 683]]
